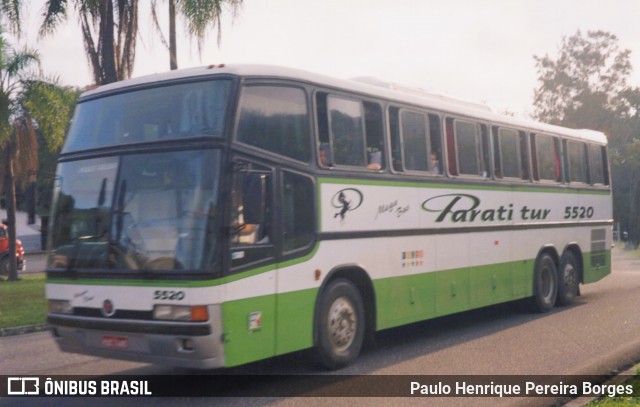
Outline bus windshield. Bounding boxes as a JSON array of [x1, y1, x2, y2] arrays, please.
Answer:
[[63, 79, 231, 152], [49, 149, 221, 273]]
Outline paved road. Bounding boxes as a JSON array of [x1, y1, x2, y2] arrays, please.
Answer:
[[22, 252, 47, 274], [2, 249, 639, 406]]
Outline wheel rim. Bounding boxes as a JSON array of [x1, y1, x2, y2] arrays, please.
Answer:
[[562, 263, 577, 291], [327, 296, 357, 353]]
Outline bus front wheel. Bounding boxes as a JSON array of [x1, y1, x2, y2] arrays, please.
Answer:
[[529, 253, 558, 313], [315, 278, 365, 370]]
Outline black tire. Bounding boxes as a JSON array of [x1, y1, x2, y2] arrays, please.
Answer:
[[315, 278, 365, 370], [557, 251, 579, 306], [528, 253, 558, 313]]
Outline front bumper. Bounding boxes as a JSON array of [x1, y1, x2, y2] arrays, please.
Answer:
[[47, 304, 225, 369]]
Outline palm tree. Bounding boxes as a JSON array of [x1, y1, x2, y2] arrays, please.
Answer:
[[40, 0, 138, 85], [0, 36, 79, 282], [151, 0, 242, 70], [0, 35, 40, 281], [0, 0, 23, 35]]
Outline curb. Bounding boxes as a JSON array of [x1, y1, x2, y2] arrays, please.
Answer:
[[563, 363, 640, 407], [0, 323, 49, 337]]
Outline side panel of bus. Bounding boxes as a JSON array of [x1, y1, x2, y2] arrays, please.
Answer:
[[318, 178, 611, 331]]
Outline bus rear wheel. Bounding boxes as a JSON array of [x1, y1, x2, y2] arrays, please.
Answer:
[[529, 253, 558, 313], [557, 251, 579, 306], [315, 278, 365, 370]]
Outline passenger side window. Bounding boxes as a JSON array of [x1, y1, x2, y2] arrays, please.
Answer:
[[282, 171, 315, 253], [389, 108, 443, 175], [230, 160, 274, 270], [588, 144, 608, 185], [532, 134, 561, 182], [401, 110, 429, 172], [565, 140, 588, 184], [237, 85, 311, 162], [316, 94, 384, 170], [493, 127, 528, 180], [447, 118, 489, 177], [328, 96, 366, 167]]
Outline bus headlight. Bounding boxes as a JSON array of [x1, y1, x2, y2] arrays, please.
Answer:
[[48, 299, 73, 314], [153, 305, 208, 322]]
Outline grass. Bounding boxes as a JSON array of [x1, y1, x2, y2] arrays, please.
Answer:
[[0, 274, 47, 329], [586, 369, 640, 406]]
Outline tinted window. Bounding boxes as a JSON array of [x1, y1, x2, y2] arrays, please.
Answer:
[[535, 134, 560, 182], [317, 95, 384, 170], [237, 86, 310, 162], [328, 96, 366, 167], [401, 111, 429, 171], [230, 161, 274, 270], [455, 120, 486, 176], [64, 80, 231, 152], [282, 171, 315, 252], [566, 140, 588, 183], [589, 144, 607, 185], [494, 128, 521, 179]]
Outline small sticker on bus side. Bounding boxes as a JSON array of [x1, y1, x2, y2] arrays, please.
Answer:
[[248, 311, 262, 332]]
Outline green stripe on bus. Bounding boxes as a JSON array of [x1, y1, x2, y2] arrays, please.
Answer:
[[47, 243, 321, 288], [318, 176, 610, 195]]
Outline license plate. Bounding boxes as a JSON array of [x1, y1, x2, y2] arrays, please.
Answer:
[[102, 335, 129, 349]]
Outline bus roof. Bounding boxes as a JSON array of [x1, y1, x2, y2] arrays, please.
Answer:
[[81, 64, 608, 145]]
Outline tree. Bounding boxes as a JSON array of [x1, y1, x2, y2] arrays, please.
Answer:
[[533, 30, 632, 127], [0, 35, 40, 281], [150, 0, 242, 70], [0, 0, 23, 35], [533, 30, 640, 245], [22, 80, 80, 222], [22, 80, 80, 153], [533, 31, 637, 156], [40, 0, 138, 85]]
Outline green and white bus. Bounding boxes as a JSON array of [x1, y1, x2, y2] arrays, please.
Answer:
[[46, 65, 612, 369]]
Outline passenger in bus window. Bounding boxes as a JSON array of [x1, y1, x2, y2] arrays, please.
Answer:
[[430, 152, 441, 175], [319, 144, 333, 167], [367, 150, 382, 171]]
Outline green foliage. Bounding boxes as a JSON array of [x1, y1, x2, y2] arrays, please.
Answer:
[[534, 30, 632, 125], [0, 34, 40, 146], [179, 0, 243, 47], [150, 0, 243, 69], [22, 80, 80, 153], [533, 30, 640, 243], [21, 80, 80, 215], [0, 274, 46, 328], [40, 0, 138, 84], [0, 25, 78, 280]]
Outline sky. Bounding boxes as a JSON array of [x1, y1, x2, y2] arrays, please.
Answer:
[[17, 0, 640, 117]]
